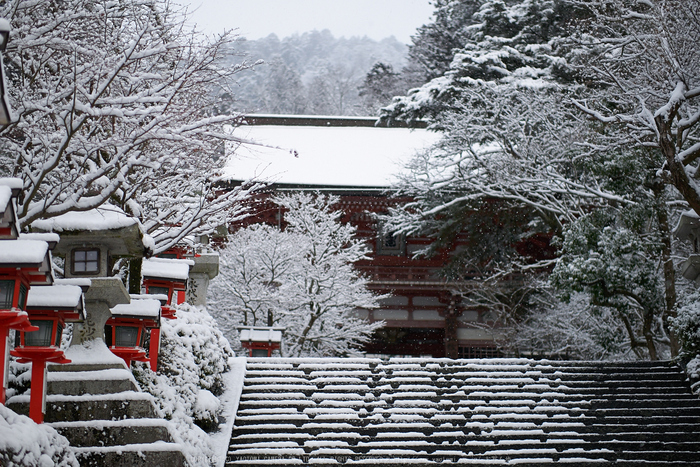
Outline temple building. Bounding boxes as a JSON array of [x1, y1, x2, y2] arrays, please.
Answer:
[[223, 115, 507, 358]]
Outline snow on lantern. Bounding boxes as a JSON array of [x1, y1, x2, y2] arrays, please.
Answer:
[[238, 326, 284, 357], [105, 299, 160, 368], [0, 18, 13, 125], [0, 180, 21, 240], [129, 293, 169, 371], [142, 257, 193, 308], [11, 284, 83, 423], [0, 237, 53, 407]]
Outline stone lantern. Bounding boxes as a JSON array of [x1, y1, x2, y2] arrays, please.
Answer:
[[32, 207, 150, 352]]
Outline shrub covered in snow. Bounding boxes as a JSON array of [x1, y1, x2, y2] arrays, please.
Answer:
[[673, 290, 700, 358], [0, 404, 78, 467], [133, 303, 233, 465]]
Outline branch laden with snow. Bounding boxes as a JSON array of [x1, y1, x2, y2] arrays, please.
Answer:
[[0, 0, 259, 252]]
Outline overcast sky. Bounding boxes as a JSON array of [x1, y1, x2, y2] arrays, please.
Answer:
[[179, 0, 435, 44]]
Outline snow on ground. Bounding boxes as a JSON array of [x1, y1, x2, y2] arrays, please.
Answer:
[[0, 404, 78, 467], [209, 356, 247, 467]]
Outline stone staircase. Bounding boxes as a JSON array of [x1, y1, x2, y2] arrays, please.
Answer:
[[226, 358, 700, 465], [8, 359, 186, 466]]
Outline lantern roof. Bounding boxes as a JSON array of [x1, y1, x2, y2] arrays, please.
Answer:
[[142, 257, 193, 281], [31, 206, 150, 258], [0, 239, 50, 267], [674, 210, 700, 241], [0, 177, 23, 196], [0, 185, 12, 212], [0, 184, 19, 240], [54, 277, 91, 292], [19, 232, 60, 249], [111, 298, 161, 319], [26, 284, 83, 310], [239, 326, 283, 344], [130, 293, 168, 302]]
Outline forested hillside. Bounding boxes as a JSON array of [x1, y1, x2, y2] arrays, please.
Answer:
[[220, 30, 412, 116]]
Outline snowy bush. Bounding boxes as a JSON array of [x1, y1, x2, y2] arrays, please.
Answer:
[[133, 303, 233, 465], [686, 357, 700, 396], [0, 404, 78, 467], [672, 291, 700, 358]]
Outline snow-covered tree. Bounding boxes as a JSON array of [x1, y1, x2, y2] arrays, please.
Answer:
[[358, 62, 410, 115], [210, 223, 303, 331], [500, 291, 632, 361], [0, 0, 256, 253], [378, 0, 688, 358], [210, 192, 383, 357], [568, 0, 700, 218]]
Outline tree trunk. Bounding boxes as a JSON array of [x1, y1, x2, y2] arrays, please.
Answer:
[[444, 310, 459, 359], [657, 114, 700, 217], [128, 257, 142, 295], [654, 191, 680, 357]]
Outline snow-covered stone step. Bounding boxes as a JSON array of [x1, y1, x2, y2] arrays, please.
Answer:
[[73, 442, 186, 467], [49, 418, 174, 447], [46, 368, 139, 396], [227, 358, 700, 465], [6, 390, 158, 422]]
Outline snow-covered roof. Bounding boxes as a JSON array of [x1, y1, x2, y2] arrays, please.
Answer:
[[224, 123, 441, 188], [0, 177, 23, 191], [0, 185, 11, 213], [26, 284, 83, 309], [31, 206, 137, 233], [111, 298, 160, 319], [0, 239, 49, 266], [142, 257, 193, 281], [130, 293, 168, 302], [239, 327, 283, 343], [54, 277, 92, 290], [19, 232, 60, 246]]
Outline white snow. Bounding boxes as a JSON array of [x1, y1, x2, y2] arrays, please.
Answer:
[[19, 232, 61, 244], [31, 205, 137, 232], [0, 185, 11, 213], [239, 327, 283, 343], [54, 277, 92, 288], [60, 339, 127, 366], [0, 177, 23, 190], [0, 404, 78, 467], [224, 124, 441, 187], [26, 284, 83, 309], [0, 239, 49, 265], [111, 298, 161, 318], [142, 257, 193, 281]]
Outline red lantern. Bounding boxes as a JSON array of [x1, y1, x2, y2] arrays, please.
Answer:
[[106, 299, 160, 368], [238, 327, 283, 357], [0, 239, 53, 410], [10, 284, 83, 423], [142, 257, 192, 308]]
